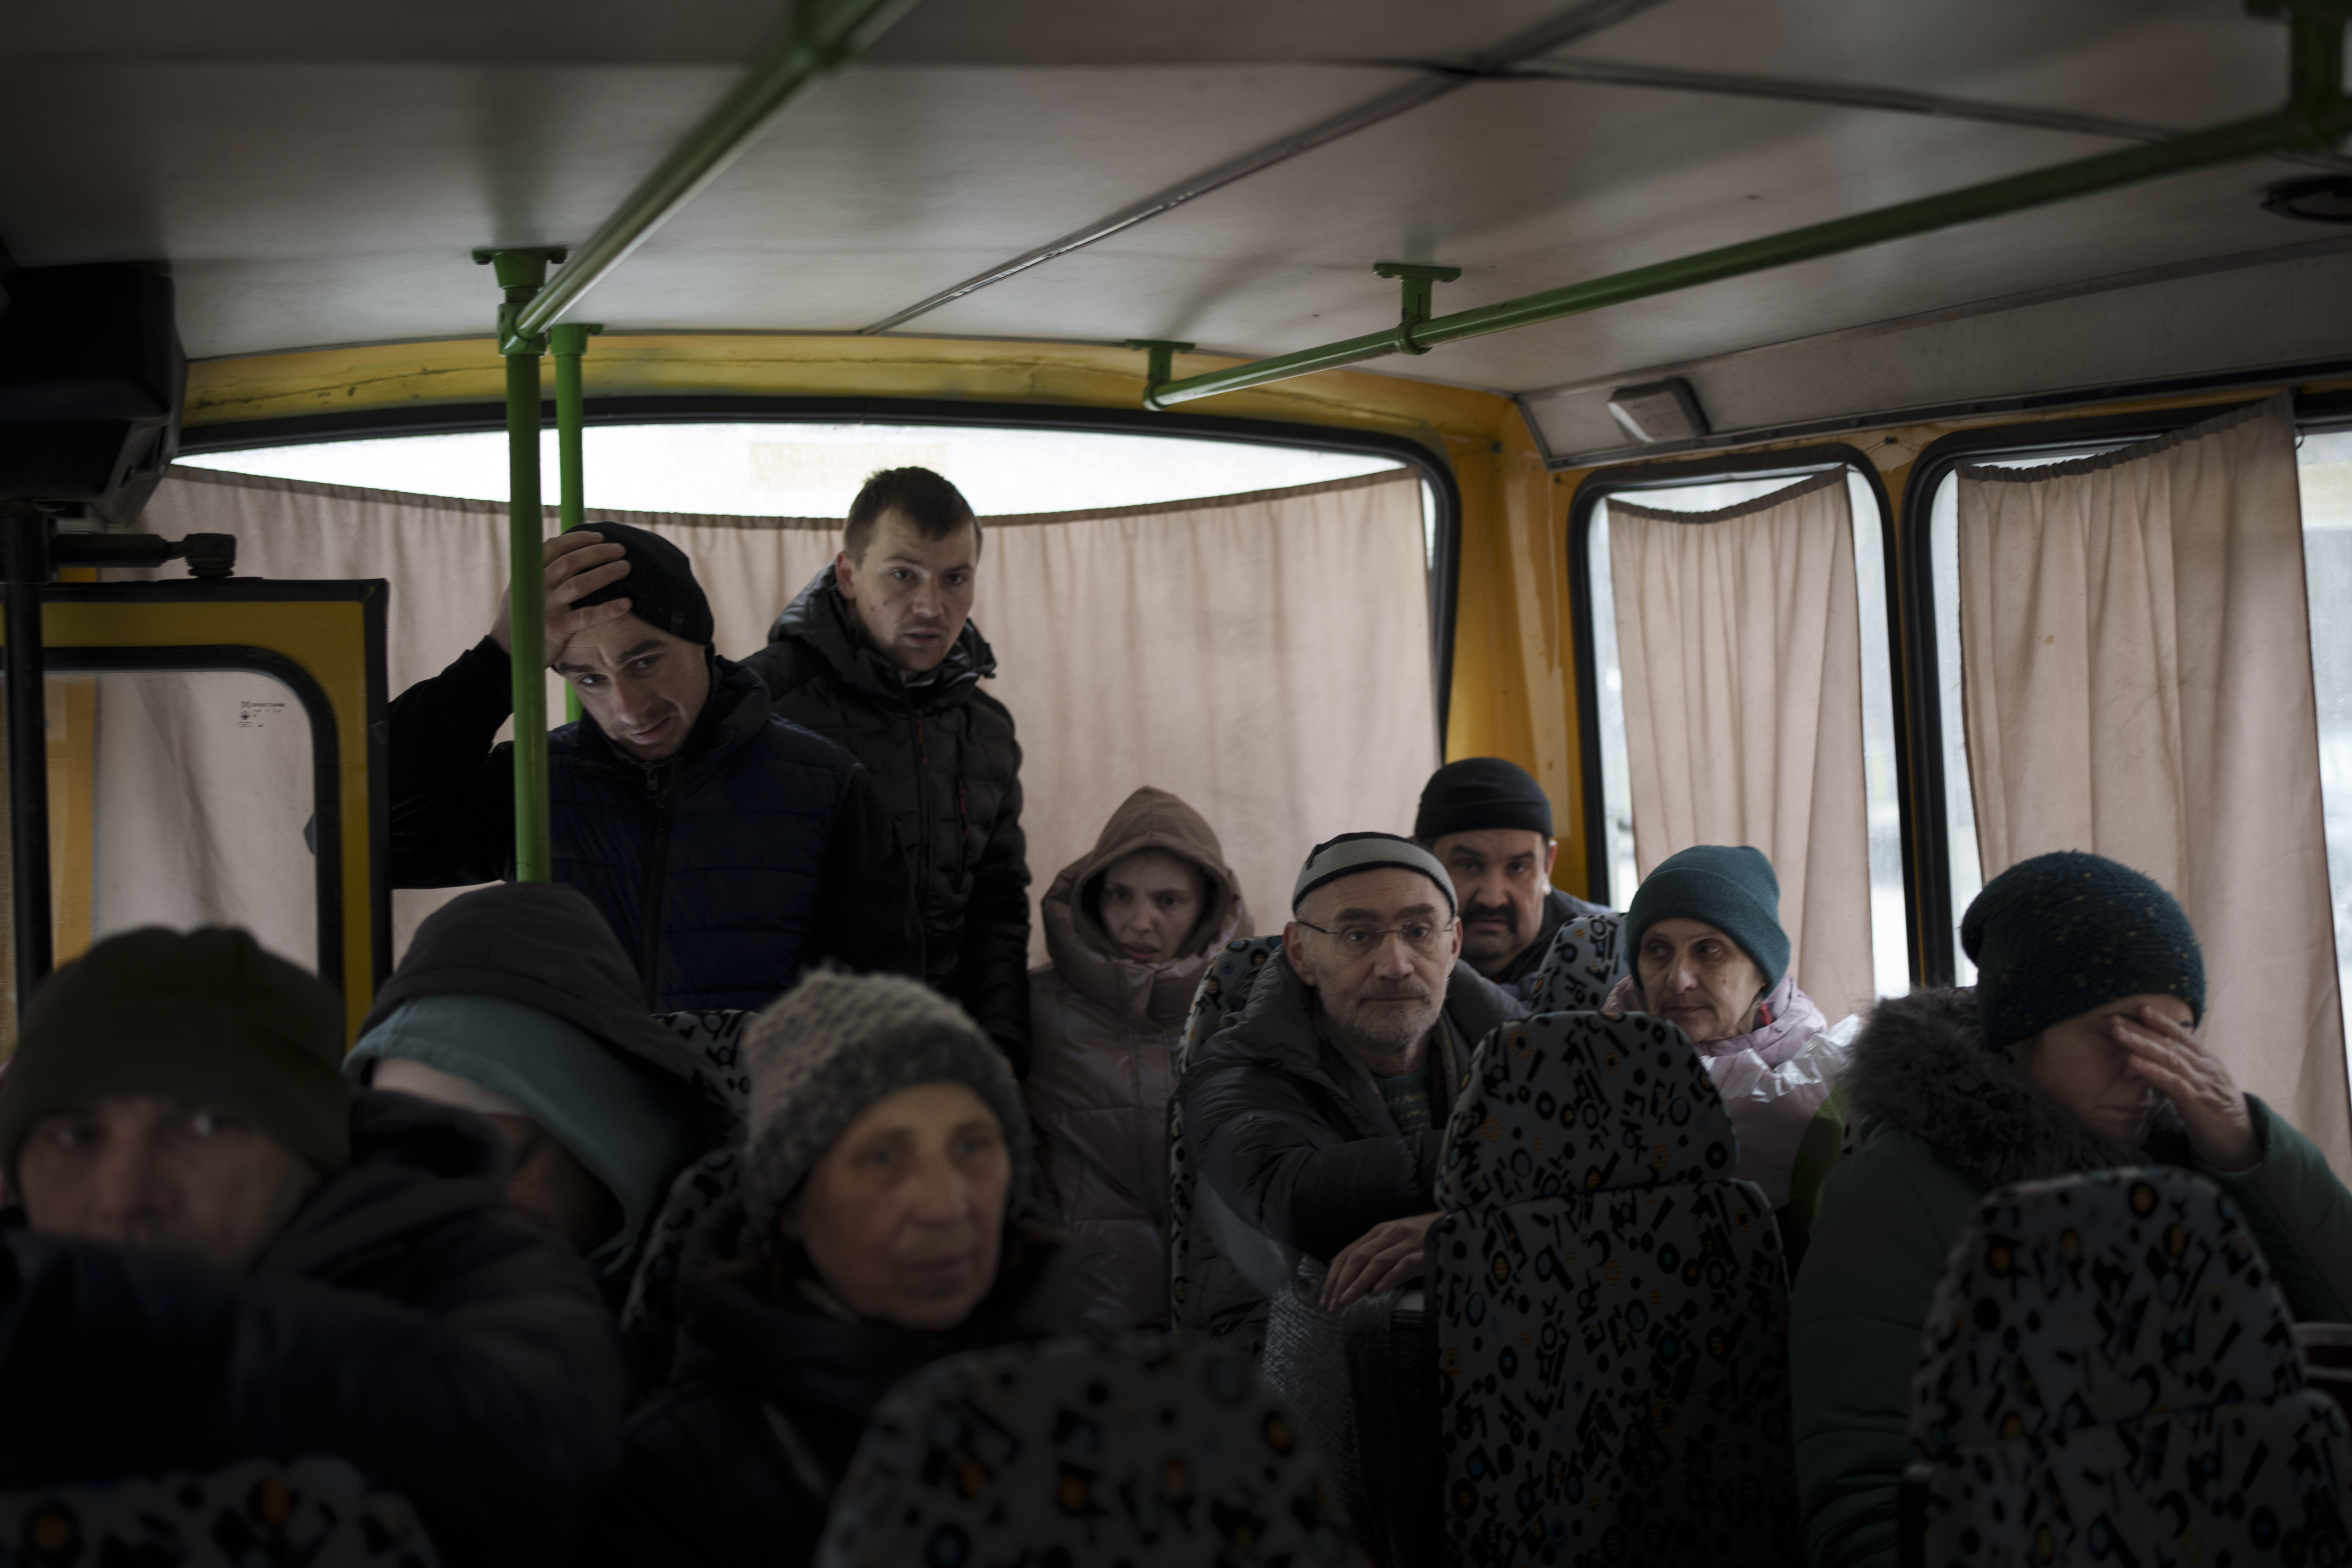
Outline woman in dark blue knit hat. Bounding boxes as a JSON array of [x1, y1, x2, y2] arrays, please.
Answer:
[[1789, 851, 2352, 1568]]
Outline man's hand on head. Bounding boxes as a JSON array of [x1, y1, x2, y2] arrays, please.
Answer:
[[1319, 1211, 1438, 1313], [490, 532, 635, 664]]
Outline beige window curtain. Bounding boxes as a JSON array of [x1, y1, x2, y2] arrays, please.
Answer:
[[89, 463, 1433, 971], [1956, 392, 2349, 1172], [1608, 470, 1875, 1019]]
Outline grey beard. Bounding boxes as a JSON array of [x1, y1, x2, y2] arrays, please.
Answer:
[[1332, 990, 1442, 1055]]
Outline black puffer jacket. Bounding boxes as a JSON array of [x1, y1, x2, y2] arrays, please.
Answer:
[[1175, 955, 1526, 1345], [0, 1094, 626, 1566], [388, 638, 919, 1011], [584, 1200, 1106, 1568], [741, 568, 1031, 1073]]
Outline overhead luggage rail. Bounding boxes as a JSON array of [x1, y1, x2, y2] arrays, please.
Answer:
[[1141, 2, 2352, 410]]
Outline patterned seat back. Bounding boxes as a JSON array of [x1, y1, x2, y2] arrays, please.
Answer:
[[1432, 1011, 1797, 1567], [1906, 1167, 2352, 1564], [618, 1010, 755, 1370], [1166, 936, 1287, 1331], [0, 1457, 438, 1567], [1523, 911, 1627, 1013], [814, 1334, 1366, 1568]]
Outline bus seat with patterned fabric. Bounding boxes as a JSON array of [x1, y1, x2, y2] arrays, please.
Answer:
[[1166, 935, 1286, 1332], [1903, 1166, 2352, 1565], [1523, 911, 1626, 1014], [1433, 1009, 1799, 1566], [813, 1334, 1364, 1567]]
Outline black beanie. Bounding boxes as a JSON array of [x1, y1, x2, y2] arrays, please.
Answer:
[[1961, 851, 2205, 1050], [0, 927, 351, 1186], [567, 520, 714, 647], [1414, 756, 1554, 843]]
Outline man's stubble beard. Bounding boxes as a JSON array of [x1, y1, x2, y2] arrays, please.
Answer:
[[1330, 983, 1445, 1056]]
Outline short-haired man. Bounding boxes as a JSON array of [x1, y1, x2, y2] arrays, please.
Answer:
[[0, 926, 625, 1564], [742, 468, 1033, 1073], [388, 520, 919, 1012], [1176, 833, 1526, 1348], [1414, 756, 1611, 996]]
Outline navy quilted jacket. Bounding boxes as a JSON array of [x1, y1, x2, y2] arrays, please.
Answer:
[[388, 638, 919, 1011]]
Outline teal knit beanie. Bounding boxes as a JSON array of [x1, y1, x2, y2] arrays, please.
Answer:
[[1962, 851, 2204, 1049], [0, 927, 350, 1187], [1625, 845, 1790, 989]]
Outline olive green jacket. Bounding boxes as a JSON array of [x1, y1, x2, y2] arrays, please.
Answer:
[[1789, 989, 2352, 1568]]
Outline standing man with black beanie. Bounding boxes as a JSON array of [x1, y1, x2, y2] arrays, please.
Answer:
[[388, 522, 919, 1012], [1413, 756, 1611, 995]]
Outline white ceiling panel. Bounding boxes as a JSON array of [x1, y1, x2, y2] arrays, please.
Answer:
[[0, 0, 2340, 418]]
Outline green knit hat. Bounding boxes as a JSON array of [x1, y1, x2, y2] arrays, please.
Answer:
[[0, 927, 351, 1187], [1626, 844, 1790, 990]]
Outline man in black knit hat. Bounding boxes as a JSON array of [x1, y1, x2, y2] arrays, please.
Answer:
[[1413, 756, 1610, 995], [388, 523, 918, 1012]]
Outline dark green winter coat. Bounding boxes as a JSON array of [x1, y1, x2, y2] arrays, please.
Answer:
[[740, 567, 1032, 1072], [1791, 988, 2352, 1568]]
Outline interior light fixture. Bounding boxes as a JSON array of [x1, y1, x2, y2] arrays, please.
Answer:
[[1605, 378, 1710, 445], [2262, 174, 2352, 223]]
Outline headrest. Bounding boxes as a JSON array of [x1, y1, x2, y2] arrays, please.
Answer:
[[1525, 912, 1627, 1013], [1176, 935, 1285, 1075], [1438, 1010, 1736, 1211], [818, 1335, 1357, 1565], [1910, 1167, 2303, 1458]]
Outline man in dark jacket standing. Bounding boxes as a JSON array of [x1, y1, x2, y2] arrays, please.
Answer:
[[1414, 756, 1613, 997], [741, 468, 1032, 1073], [0, 926, 625, 1565], [1176, 832, 1525, 1348], [389, 521, 918, 1012]]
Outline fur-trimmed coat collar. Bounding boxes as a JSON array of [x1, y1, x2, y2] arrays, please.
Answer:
[[1845, 987, 2188, 1192]]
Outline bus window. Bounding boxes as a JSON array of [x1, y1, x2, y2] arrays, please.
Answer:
[[1583, 463, 1906, 1007], [2300, 429, 2352, 1075], [85, 669, 319, 973], [1925, 446, 2120, 983]]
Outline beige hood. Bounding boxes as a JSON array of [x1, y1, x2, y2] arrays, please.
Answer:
[[1040, 786, 1251, 1027]]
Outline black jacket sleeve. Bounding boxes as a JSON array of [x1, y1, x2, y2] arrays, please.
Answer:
[[954, 768, 1034, 1077], [805, 765, 923, 979], [387, 635, 521, 887], [1178, 1061, 1437, 1261], [0, 1221, 625, 1566]]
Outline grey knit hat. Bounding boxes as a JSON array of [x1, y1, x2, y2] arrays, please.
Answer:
[[741, 970, 1031, 1237]]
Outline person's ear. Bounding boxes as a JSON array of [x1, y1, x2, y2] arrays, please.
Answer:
[[1542, 837, 1559, 877], [833, 548, 858, 600], [1282, 923, 1316, 988]]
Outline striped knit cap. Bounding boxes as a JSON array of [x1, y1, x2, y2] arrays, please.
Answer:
[[740, 969, 1030, 1237]]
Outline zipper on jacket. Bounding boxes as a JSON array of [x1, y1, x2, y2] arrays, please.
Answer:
[[638, 765, 675, 1008], [910, 700, 933, 974]]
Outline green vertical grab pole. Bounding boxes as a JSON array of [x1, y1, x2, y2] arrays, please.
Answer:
[[476, 247, 562, 882], [551, 322, 601, 726]]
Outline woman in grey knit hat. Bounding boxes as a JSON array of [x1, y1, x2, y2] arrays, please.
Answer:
[[587, 970, 1112, 1568]]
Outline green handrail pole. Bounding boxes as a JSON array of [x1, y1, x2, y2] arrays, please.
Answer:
[[1146, 11, 2351, 410], [551, 322, 601, 726], [477, 247, 560, 881], [506, 0, 921, 348]]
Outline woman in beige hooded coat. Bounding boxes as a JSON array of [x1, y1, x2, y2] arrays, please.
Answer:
[[1024, 786, 1250, 1329]]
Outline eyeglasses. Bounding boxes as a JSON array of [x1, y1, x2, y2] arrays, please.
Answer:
[[1295, 918, 1456, 957]]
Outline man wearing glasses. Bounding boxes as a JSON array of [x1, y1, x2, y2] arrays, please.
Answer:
[[1176, 832, 1526, 1350]]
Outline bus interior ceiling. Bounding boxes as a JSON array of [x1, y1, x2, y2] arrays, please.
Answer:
[[3, 0, 2352, 1109]]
